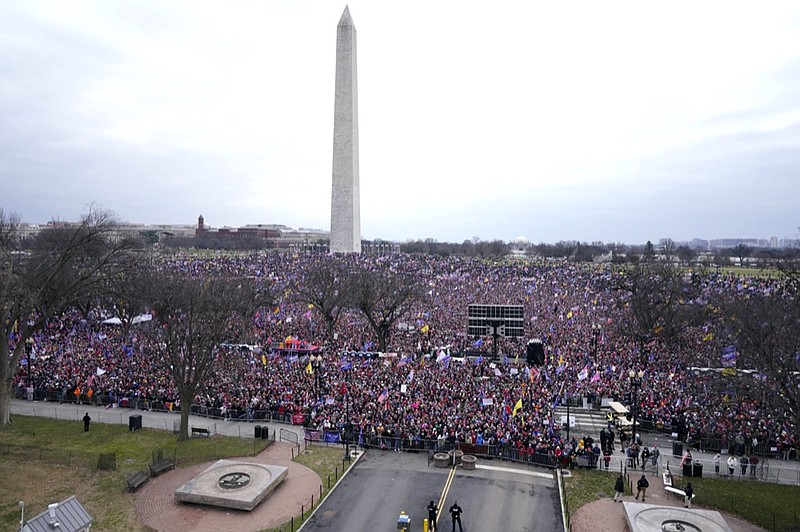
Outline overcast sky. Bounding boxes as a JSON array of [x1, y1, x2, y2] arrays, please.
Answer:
[[2, 1, 799, 244]]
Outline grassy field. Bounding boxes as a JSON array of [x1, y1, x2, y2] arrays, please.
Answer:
[[564, 468, 800, 531], [0, 415, 349, 532]]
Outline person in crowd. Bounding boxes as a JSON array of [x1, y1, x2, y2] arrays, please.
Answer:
[[749, 454, 759, 476], [727, 455, 738, 476]]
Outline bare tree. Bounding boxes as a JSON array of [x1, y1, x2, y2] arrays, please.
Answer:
[[607, 262, 705, 363], [676, 245, 698, 267], [723, 289, 800, 432], [290, 256, 353, 345], [0, 207, 135, 425], [351, 267, 421, 352], [660, 238, 676, 263], [729, 243, 752, 267], [139, 273, 261, 441]]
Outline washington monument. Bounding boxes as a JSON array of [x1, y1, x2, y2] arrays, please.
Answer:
[[329, 6, 361, 253]]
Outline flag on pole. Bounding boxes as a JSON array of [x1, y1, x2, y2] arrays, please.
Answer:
[[305, 361, 314, 375], [512, 398, 523, 417], [378, 389, 388, 403]]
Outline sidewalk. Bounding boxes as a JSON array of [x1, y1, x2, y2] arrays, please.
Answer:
[[10, 398, 306, 442]]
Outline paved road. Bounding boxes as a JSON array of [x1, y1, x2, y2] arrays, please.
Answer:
[[13, 399, 563, 531], [300, 451, 561, 531], [10, 398, 306, 442]]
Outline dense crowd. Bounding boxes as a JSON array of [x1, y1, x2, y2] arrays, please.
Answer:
[[11, 253, 799, 461]]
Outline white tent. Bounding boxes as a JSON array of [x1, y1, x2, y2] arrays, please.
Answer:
[[101, 314, 152, 326]]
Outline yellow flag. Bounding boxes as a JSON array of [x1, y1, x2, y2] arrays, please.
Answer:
[[512, 398, 523, 417], [421, 325, 430, 334], [305, 362, 313, 375], [261, 354, 267, 366], [703, 332, 714, 342]]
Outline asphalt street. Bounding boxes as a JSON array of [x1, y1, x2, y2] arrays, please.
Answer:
[[300, 451, 561, 531]]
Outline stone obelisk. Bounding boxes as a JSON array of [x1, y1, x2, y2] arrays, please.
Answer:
[[330, 5, 361, 253]]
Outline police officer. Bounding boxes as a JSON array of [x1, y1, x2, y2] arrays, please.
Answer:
[[448, 500, 463, 532], [427, 500, 438, 531]]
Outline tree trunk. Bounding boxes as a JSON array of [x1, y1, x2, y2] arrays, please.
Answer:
[[178, 392, 192, 441], [0, 375, 12, 426]]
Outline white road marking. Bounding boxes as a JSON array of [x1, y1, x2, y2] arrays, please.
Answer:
[[474, 464, 555, 479]]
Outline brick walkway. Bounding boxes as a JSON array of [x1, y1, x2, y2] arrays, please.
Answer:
[[135, 442, 322, 532]]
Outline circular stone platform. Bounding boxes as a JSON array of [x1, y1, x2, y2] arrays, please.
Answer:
[[174, 459, 288, 511], [135, 442, 322, 532]]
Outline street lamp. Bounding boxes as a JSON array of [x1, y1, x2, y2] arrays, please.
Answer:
[[565, 392, 572, 444], [18, 501, 24, 532], [342, 367, 351, 461], [590, 324, 601, 357], [628, 369, 644, 447]]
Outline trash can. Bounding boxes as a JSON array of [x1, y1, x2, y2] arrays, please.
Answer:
[[129, 414, 142, 431], [693, 461, 703, 478], [261, 426, 269, 439], [672, 441, 683, 458], [254, 425, 262, 439], [682, 462, 693, 477]]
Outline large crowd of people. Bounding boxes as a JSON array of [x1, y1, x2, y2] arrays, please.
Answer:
[[11, 252, 799, 462]]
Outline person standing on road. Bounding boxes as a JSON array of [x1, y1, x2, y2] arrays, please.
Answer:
[[82, 412, 91, 432], [427, 500, 438, 531], [727, 455, 738, 476], [448, 500, 463, 532], [749, 453, 759, 476]]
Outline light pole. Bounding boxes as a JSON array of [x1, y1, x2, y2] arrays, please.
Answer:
[[565, 392, 571, 444], [590, 324, 601, 358], [628, 370, 644, 447], [342, 367, 351, 461], [18, 501, 24, 532]]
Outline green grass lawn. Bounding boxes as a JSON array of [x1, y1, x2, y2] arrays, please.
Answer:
[[565, 468, 800, 531], [0, 415, 351, 532]]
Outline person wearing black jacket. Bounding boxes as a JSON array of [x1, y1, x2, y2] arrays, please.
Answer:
[[613, 475, 625, 502], [448, 500, 463, 532], [635, 474, 649, 501], [427, 500, 438, 531], [684, 482, 694, 508]]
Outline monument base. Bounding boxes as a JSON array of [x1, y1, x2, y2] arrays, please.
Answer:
[[174, 459, 288, 511]]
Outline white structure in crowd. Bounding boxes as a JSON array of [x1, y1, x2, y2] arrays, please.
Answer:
[[329, 5, 361, 253]]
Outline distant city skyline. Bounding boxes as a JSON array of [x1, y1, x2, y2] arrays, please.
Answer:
[[11, 215, 798, 249], [2, 2, 799, 244]]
